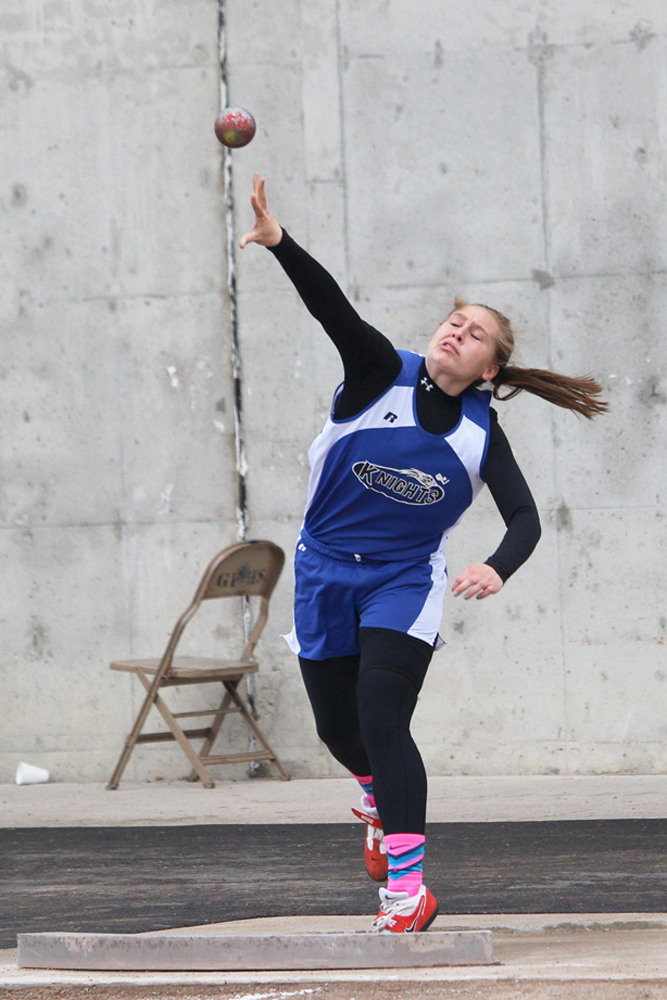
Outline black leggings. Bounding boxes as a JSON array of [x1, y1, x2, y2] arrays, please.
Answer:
[[299, 627, 434, 836]]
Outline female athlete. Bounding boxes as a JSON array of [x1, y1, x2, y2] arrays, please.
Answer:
[[240, 173, 606, 934]]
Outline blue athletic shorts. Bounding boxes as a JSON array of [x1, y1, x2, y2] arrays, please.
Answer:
[[282, 530, 447, 660]]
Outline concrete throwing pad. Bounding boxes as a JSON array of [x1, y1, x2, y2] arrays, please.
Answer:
[[17, 929, 494, 971]]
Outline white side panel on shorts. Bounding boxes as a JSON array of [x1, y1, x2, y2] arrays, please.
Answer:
[[281, 623, 301, 655], [407, 546, 449, 648]]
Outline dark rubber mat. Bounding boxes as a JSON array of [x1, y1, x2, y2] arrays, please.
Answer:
[[2, 819, 667, 948]]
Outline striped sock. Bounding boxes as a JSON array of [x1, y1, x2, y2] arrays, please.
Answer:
[[352, 773, 375, 809], [384, 833, 425, 897]]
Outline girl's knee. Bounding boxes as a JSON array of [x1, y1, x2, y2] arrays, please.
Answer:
[[357, 667, 418, 751]]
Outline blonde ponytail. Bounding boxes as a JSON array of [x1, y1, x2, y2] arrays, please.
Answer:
[[491, 365, 608, 418]]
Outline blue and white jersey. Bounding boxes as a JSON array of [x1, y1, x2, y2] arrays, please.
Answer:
[[302, 351, 491, 562]]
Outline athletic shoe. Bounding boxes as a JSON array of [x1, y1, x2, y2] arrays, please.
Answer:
[[351, 795, 388, 881], [370, 884, 439, 934]]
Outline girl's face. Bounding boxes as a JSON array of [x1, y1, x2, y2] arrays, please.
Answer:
[[425, 305, 500, 394]]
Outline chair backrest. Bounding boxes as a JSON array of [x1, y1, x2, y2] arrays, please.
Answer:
[[160, 540, 285, 674], [200, 541, 284, 602]]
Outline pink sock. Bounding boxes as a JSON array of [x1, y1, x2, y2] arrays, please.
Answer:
[[384, 833, 425, 897], [352, 773, 375, 809]]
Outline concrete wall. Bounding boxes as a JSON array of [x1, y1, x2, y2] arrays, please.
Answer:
[[1, 0, 665, 783], [0, 0, 242, 782]]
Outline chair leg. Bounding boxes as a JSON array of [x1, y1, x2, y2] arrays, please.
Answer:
[[107, 673, 162, 791], [141, 680, 216, 789], [225, 681, 290, 781], [186, 686, 235, 782], [107, 739, 135, 792]]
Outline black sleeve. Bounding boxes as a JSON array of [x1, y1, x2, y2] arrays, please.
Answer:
[[268, 230, 401, 415], [482, 414, 541, 582]]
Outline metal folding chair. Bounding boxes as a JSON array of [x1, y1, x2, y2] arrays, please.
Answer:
[[107, 540, 289, 789]]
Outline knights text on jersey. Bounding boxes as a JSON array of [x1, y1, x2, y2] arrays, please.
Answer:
[[302, 351, 491, 562]]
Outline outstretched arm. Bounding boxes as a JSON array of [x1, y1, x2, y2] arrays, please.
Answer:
[[240, 173, 401, 414], [240, 173, 372, 346]]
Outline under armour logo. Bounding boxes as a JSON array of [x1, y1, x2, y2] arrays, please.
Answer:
[[420, 376, 434, 392], [383, 412, 398, 423]]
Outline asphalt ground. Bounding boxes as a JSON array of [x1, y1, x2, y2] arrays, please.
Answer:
[[3, 818, 667, 950]]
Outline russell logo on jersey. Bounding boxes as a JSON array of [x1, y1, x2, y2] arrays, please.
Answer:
[[352, 461, 449, 506]]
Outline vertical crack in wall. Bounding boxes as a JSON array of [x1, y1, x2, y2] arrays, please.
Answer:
[[218, 0, 247, 544], [218, 2, 259, 743]]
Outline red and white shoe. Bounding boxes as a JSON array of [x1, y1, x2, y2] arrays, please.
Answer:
[[351, 795, 388, 881], [370, 884, 439, 934]]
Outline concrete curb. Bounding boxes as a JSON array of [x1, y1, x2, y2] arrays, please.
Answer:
[[17, 929, 494, 971]]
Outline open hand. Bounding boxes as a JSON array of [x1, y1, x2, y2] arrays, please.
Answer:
[[239, 172, 283, 249], [452, 563, 503, 600]]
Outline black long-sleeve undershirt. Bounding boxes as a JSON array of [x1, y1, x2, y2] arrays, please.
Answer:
[[269, 229, 541, 581]]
